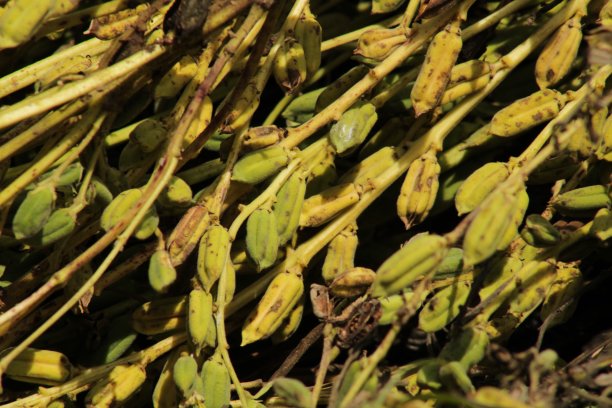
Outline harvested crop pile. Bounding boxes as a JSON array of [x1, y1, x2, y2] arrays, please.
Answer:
[[0, 0, 610, 406]]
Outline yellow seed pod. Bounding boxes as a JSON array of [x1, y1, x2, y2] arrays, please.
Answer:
[[273, 171, 307, 245], [187, 289, 214, 351], [153, 347, 183, 408], [355, 27, 406, 61], [299, 183, 360, 227], [130, 119, 167, 153], [158, 176, 193, 208], [201, 350, 231, 408], [463, 185, 523, 266], [86, 364, 146, 406], [440, 74, 490, 105], [183, 96, 213, 147], [85, 4, 150, 40], [396, 150, 441, 229], [295, 5, 322, 79], [410, 20, 462, 117], [455, 161, 510, 215], [132, 296, 187, 335], [241, 267, 304, 345], [2, 347, 73, 386], [0, 0, 55, 49], [339, 146, 398, 186], [322, 223, 359, 283], [472, 387, 530, 408], [223, 81, 260, 132], [197, 223, 230, 291], [330, 266, 376, 298], [231, 145, 291, 184], [490, 89, 566, 137], [154, 55, 198, 101], [448, 60, 491, 86], [272, 295, 305, 344], [273, 37, 308, 93], [243, 125, 286, 151], [540, 263, 583, 327], [535, 13, 583, 89], [495, 186, 529, 251], [506, 260, 556, 316], [591, 207, 612, 241], [148, 249, 177, 293]]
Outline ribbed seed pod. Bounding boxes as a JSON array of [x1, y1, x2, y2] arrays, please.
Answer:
[[553, 185, 611, 215], [397, 150, 441, 229], [521, 214, 561, 247], [440, 74, 490, 105], [243, 125, 286, 151], [272, 295, 304, 344], [496, 187, 529, 251], [541, 263, 583, 327], [315, 66, 369, 112], [330, 266, 376, 298], [378, 290, 430, 325], [201, 350, 231, 408], [448, 60, 491, 86], [132, 296, 187, 335], [100, 188, 159, 240], [0, 0, 56, 49], [322, 223, 358, 283], [2, 347, 72, 386], [187, 289, 214, 351], [12, 185, 56, 240], [158, 176, 193, 208], [197, 224, 230, 291], [329, 102, 378, 155], [223, 81, 259, 132], [455, 162, 510, 215], [183, 96, 213, 147], [435, 247, 464, 279], [305, 146, 338, 196], [411, 20, 462, 116], [173, 355, 198, 396], [154, 55, 198, 101], [273, 37, 308, 93], [372, 233, 448, 297], [86, 364, 146, 407], [535, 13, 583, 89], [463, 185, 523, 266], [246, 207, 280, 271], [506, 260, 556, 317], [339, 146, 398, 186], [439, 326, 489, 370], [241, 267, 304, 345], [30, 207, 76, 247], [148, 249, 177, 293], [294, 5, 322, 79], [153, 347, 183, 408], [490, 89, 566, 137], [273, 171, 307, 245], [231, 145, 291, 184], [299, 183, 360, 227], [130, 119, 167, 153], [418, 281, 471, 333], [355, 27, 406, 61]]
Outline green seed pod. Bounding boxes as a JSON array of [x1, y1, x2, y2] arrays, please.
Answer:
[[173, 355, 198, 396], [91, 177, 114, 206], [272, 378, 313, 408], [246, 207, 279, 271], [154, 55, 198, 101], [553, 185, 611, 215], [93, 315, 138, 365], [130, 119, 167, 153], [496, 187, 529, 251], [418, 281, 471, 333], [455, 162, 510, 215], [521, 214, 561, 247], [100, 188, 159, 240], [35, 162, 83, 188], [439, 361, 475, 393], [197, 224, 230, 291], [201, 350, 231, 408], [30, 207, 76, 247], [439, 326, 489, 370], [463, 186, 522, 266], [371, 233, 448, 297], [329, 102, 378, 155], [148, 249, 177, 293], [378, 290, 429, 325], [118, 141, 149, 172], [434, 247, 464, 279], [273, 171, 306, 245], [158, 176, 193, 208], [282, 87, 324, 125], [330, 266, 376, 298], [12, 185, 56, 240], [231, 146, 291, 184], [187, 288, 214, 351]]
